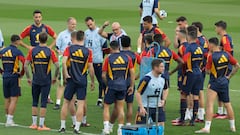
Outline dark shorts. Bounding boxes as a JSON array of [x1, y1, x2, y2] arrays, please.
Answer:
[[93, 63, 103, 88], [3, 77, 21, 98], [182, 72, 202, 95], [125, 86, 135, 103], [209, 77, 230, 103], [200, 71, 206, 90], [136, 107, 165, 124], [140, 24, 157, 33], [104, 88, 126, 104], [32, 83, 51, 108], [177, 74, 183, 91], [93, 63, 106, 98], [64, 78, 87, 101]]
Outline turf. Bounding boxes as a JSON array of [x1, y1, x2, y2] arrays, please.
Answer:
[[0, 0, 240, 134]]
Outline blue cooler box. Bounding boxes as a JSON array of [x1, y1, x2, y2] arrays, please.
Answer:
[[122, 124, 164, 135]]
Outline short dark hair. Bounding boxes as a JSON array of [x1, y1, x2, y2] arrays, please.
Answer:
[[192, 22, 203, 32], [11, 35, 20, 43], [215, 20, 227, 30], [39, 32, 48, 44], [143, 16, 152, 23], [187, 25, 198, 39], [208, 37, 219, 46], [85, 16, 94, 22], [151, 59, 164, 69], [110, 41, 119, 50], [121, 35, 131, 48], [176, 16, 187, 22], [153, 34, 163, 45], [144, 34, 153, 44], [76, 30, 84, 41], [33, 9, 42, 16]]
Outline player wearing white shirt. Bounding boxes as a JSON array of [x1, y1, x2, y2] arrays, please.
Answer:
[[136, 59, 167, 127], [84, 16, 107, 107], [56, 30, 72, 54], [140, 0, 161, 30], [137, 0, 162, 53]]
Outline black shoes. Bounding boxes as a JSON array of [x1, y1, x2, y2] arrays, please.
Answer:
[[53, 104, 60, 110], [58, 128, 66, 133]]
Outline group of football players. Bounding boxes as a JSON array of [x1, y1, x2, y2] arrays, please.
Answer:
[[0, 0, 239, 134]]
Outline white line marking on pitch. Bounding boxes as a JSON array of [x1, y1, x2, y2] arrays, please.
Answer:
[[0, 122, 99, 135]]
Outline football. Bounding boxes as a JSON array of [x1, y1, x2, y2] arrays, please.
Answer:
[[160, 10, 167, 17]]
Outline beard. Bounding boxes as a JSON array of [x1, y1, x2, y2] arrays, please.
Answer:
[[35, 20, 41, 25]]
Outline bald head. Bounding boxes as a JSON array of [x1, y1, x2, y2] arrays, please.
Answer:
[[67, 17, 77, 32], [112, 22, 121, 36], [112, 22, 121, 28]]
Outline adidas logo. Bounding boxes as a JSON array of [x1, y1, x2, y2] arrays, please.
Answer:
[[194, 47, 203, 55], [35, 50, 47, 58], [113, 56, 125, 64], [3, 50, 13, 57], [72, 49, 84, 57], [158, 49, 169, 57], [218, 54, 228, 63]]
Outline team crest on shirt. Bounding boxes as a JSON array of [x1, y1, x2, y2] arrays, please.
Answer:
[[194, 47, 203, 55], [35, 51, 47, 58], [3, 50, 13, 57], [32, 29, 36, 32], [218, 54, 228, 63], [72, 49, 84, 58], [158, 49, 169, 57], [113, 56, 125, 64]]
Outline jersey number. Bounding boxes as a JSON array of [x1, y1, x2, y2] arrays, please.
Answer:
[[154, 88, 161, 95], [87, 40, 93, 47]]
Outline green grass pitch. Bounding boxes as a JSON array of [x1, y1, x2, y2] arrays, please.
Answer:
[[0, 0, 240, 134]]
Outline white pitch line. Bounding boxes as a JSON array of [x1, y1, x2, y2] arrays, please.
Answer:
[[0, 122, 99, 135]]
